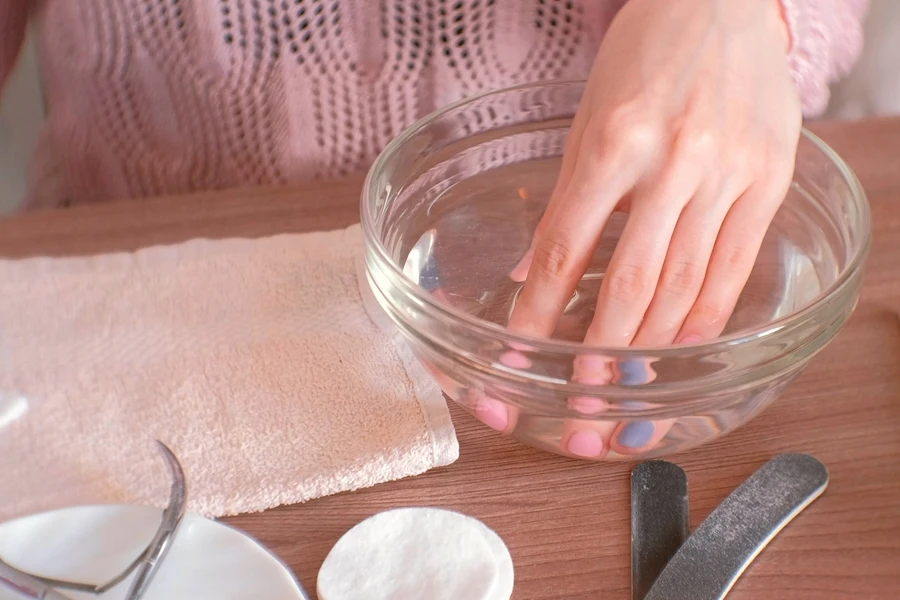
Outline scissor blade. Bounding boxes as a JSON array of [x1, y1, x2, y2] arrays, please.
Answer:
[[123, 441, 188, 600]]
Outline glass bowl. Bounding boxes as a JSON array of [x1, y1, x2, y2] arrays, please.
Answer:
[[360, 81, 871, 461]]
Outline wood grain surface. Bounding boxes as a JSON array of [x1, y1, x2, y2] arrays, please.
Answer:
[[1, 118, 898, 599]]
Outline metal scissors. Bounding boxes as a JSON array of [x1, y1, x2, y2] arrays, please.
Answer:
[[0, 441, 187, 600]]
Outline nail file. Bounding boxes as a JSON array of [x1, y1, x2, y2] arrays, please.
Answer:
[[631, 461, 690, 600], [644, 453, 829, 600]]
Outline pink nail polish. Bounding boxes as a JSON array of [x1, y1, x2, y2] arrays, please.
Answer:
[[569, 396, 608, 415], [474, 397, 509, 432], [574, 354, 610, 374], [509, 249, 534, 282], [573, 373, 609, 385], [566, 429, 604, 458], [431, 288, 451, 304], [500, 350, 531, 369]]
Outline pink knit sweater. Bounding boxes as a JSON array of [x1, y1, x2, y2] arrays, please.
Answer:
[[0, 1, 868, 209]]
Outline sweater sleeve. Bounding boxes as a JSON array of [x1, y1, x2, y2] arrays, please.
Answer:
[[779, 0, 869, 116], [0, 1, 29, 93]]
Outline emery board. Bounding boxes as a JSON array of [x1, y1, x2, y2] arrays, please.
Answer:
[[631, 460, 690, 600], [643, 453, 829, 600]]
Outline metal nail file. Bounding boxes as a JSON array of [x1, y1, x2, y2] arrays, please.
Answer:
[[643, 453, 829, 600], [631, 461, 690, 600]]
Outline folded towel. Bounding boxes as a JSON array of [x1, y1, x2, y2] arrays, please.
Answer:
[[0, 225, 458, 521]]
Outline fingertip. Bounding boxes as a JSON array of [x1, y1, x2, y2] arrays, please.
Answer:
[[615, 358, 656, 385], [561, 418, 617, 459], [614, 421, 656, 451], [565, 429, 606, 458], [610, 418, 675, 455], [499, 350, 532, 370], [509, 270, 528, 284], [474, 396, 511, 432], [573, 354, 613, 385], [568, 396, 608, 416], [509, 248, 534, 282]]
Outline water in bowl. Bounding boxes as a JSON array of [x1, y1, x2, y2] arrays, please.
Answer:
[[398, 158, 834, 341], [391, 156, 838, 457]]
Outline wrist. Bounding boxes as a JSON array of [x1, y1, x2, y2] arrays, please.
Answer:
[[705, 0, 792, 53], [768, 0, 792, 53]]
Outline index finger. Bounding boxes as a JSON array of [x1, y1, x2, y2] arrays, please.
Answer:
[[507, 143, 639, 339]]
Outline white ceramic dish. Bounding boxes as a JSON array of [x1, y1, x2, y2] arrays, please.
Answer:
[[0, 505, 304, 600]]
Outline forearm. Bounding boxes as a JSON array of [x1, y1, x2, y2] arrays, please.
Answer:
[[607, 0, 869, 117]]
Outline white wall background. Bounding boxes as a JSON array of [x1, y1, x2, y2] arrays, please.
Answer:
[[1, 2, 898, 215], [824, 0, 900, 120]]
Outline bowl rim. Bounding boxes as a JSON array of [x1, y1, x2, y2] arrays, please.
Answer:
[[360, 80, 872, 357]]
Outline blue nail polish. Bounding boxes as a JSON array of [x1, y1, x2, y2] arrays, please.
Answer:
[[618, 421, 655, 448], [620, 400, 646, 410], [618, 359, 649, 385], [419, 258, 441, 292]]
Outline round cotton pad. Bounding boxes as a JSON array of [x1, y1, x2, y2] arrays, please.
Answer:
[[317, 507, 514, 600]]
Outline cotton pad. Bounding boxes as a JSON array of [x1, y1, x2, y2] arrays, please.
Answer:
[[317, 507, 514, 600]]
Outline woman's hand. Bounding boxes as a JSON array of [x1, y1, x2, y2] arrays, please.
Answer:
[[488, 0, 803, 458]]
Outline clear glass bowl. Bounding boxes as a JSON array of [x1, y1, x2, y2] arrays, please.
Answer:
[[360, 81, 871, 461]]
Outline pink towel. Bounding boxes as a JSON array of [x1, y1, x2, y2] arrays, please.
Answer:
[[0, 225, 458, 521]]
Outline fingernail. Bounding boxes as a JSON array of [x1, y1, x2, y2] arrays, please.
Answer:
[[474, 397, 509, 432], [509, 248, 534, 282], [575, 355, 608, 371], [677, 334, 703, 345], [617, 421, 655, 448], [569, 396, 608, 415], [574, 355, 612, 384], [566, 429, 605, 458], [573, 374, 609, 385], [620, 400, 646, 410], [499, 350, 531, 370], [418, 261, 441, 292], [617, 359, 649, 385], [431, 288, 451, 304]]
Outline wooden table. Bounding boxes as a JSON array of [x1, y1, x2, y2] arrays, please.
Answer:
[[1, 118, 898, 599]]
